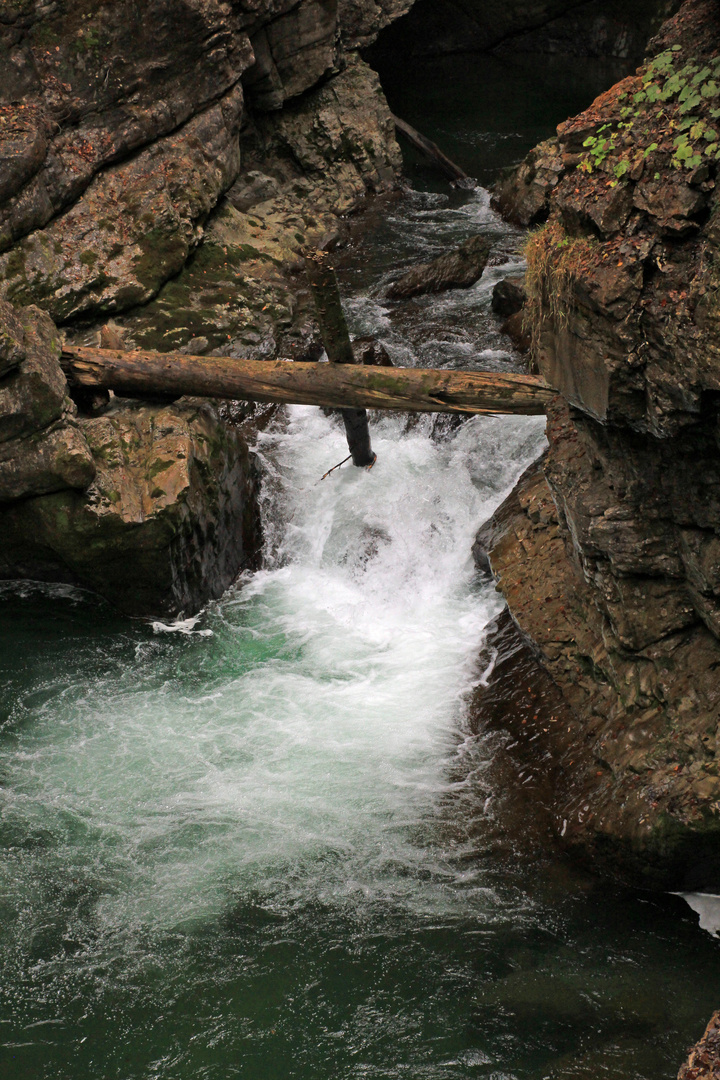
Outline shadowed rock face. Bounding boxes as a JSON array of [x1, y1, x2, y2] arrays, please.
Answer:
[[0, 396, 261, 617], [367, 0, 680, 61], [478, 0, 720, 890], [0, 298, 94, 501]]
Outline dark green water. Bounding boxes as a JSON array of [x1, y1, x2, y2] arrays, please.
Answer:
[[373, 52, 633, 188], [2, 49, 720, 1080]]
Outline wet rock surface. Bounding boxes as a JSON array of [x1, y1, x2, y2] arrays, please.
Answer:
[[386, 234, 491, 299], [0, 0, 407, 613], [481, 0, 720, 888], [0, 299, 94, 500], [0, 396, 260, 617]]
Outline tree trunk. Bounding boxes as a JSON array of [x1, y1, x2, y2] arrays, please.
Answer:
[[392, 115, 475, 187], [304, 250, 375, 467], [60, 345, 555, 415]]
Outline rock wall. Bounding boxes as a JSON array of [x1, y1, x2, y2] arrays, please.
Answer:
[[478, 0, 720, 890], [0, 0, 406, 615], [367, 0, 680, 63]]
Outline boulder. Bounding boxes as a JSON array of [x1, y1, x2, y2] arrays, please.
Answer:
[[0, 420, 95, 502], [491, 275, 527, 318], [386, 234, 491, 300], [0, 304, 69, 442], [0, 297, 26, 377], [0, 399, 260, 618], [491, 138, 565, 227]]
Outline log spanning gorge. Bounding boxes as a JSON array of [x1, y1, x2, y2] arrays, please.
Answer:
[[2, 1, 720, 1078]]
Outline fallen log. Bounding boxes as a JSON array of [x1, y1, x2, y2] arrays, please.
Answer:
[[392, 115, 476, 188], [60, 346, 555, 416], [304, 249, 375, 467]]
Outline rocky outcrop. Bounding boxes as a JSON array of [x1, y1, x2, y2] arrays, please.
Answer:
[[0, 3, 403, 350], [678, 1012, 720, 1079], [478, 0, 720, 889], [0, 395, 260, 617], [367, 0, 679, 63], [0, 296, 260, 614], [0, 0, 408, 614], [386, 234, 491, 299], [0, 86, 245, 320], [0, 298, 94, 501]]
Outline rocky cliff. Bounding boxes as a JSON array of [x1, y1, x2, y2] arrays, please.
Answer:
[[367, 0, 681, 64], [0, 0, 407, 614], [478, 0, 720, 890]]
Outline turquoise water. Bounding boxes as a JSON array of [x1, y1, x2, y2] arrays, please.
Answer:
[[1, 404, 719, 1080]]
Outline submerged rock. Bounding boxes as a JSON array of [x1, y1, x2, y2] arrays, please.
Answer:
[[386, 234, 491, 299]]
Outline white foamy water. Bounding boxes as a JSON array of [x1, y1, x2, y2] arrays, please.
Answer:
[[0, 405, 545, 939]]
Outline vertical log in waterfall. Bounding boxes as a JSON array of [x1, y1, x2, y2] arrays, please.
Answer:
[[304, 250, 376, 468]]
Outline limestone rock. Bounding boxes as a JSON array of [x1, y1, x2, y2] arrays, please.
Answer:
[[0, 419, 95, 502], [0, 304, 68, 442], [0, 399, 260, 617], [386, 234, 491, 300], [474, 441, 720, 891], [244, 0, 339, 110], [0, 0, 254, 251], [491, 139, 565, 227], [0, 297, 26, 377], [338, 0, 416, 48], [491, 275, 526, 318], [0, 86, 244, 321]]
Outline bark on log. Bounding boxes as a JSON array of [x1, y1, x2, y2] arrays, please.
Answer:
[[60, 346, 555, 416], [304, 249, 375, 467], [393, 115, 476, 188]]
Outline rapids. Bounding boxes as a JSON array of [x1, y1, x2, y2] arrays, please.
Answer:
[[2, 56, 720, 1080]]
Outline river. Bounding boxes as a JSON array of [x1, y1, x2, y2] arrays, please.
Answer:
[[1, 54, 720, 1080]]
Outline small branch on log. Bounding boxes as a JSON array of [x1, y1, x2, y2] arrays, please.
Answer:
[[304, 249, 375, 467], [60, 346, 556, 416], [393, 115, 476, 188]]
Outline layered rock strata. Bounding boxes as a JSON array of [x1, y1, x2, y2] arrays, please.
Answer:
[[0, 0, 407, 614], [477, 0, 720, 888], [367, 0, 680, 63]]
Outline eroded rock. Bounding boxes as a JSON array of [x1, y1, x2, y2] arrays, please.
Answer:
[[386, 234, 491, 299], [0, 86, 244, 321], [0, 398, 260, 617]]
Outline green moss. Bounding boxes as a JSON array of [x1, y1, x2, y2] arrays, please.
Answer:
[[132, 229, 188, 290], [79, 250, 98, 268]]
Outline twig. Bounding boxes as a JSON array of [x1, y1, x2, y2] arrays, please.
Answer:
[[319, 454, 352, 481]]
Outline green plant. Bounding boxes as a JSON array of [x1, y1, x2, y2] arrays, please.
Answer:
[[523, 222, 597, 361], [577, 48, 720, 176]]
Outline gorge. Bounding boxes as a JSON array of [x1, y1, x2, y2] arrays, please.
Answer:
[[1, 0, 720, 1077]]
